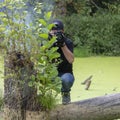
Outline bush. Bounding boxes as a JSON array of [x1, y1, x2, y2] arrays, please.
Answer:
[[61, 14, 120, 56]]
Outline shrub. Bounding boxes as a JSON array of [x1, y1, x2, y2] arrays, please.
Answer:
[[62, 14, 120, 56]]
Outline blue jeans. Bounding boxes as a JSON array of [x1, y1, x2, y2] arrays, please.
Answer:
[[59, 73, 74, 92]]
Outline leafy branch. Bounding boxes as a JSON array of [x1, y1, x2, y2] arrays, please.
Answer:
[[0, 0, 61, 110]]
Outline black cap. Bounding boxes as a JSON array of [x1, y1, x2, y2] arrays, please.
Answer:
[[52, 19, 64, 30]]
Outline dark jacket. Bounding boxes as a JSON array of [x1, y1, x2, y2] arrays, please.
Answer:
[[57, 38, 73, 74]]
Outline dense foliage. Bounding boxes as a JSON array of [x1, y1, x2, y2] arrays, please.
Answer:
[[62, 14, 120, 56], [54, 0, 120, 56]]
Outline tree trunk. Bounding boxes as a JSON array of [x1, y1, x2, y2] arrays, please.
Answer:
[[4, 52, 41, 120]]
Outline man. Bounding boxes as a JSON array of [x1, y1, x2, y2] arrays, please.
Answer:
[[49, 19, 75, 105]]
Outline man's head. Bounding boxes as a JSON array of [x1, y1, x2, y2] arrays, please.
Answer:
[[49, 19, 65, 47], [52, 19, 64, 30], [50, 19, 64, 36]]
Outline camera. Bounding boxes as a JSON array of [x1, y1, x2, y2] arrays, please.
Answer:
[[54, 31, 65, 47], [55, 31, 64, 41], [48, 31, 65, 47]]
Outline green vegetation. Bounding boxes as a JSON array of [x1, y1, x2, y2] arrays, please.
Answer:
[[62, 14, 120, 56], [0, 0, 61, 110], [53, 0, 120, 56]]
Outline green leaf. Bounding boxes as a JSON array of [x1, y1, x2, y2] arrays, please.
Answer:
[[49, 53, 60, 60], [39, 19, 47, 26], [0, 25, 6, 32], [44, 11, 52, 20], [2, 18, 9, 24], [0, 12, 7, 17], [39, 33, 48, 39], [31, 75, 36, 81], [47, 23, 54, 30], [7, 5, 13, 10]]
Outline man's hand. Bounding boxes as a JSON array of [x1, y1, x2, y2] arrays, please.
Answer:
[[55, 32, 65, 47]]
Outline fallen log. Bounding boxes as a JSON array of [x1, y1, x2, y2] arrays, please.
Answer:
[[49, 93, 120, 120], [4, 93, 120, 120]]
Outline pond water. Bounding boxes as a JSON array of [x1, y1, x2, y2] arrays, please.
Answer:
[[71, 57, 120, 102]]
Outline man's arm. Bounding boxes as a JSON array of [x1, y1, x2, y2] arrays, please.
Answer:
[[61, 44, 74, 64]]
